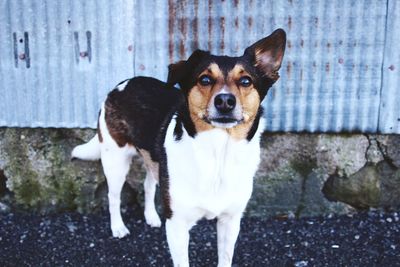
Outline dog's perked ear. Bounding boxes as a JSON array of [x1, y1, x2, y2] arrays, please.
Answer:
[[167, 49, 210, 88], [244, 28, 286, 81], [167, 60, 186, 86]]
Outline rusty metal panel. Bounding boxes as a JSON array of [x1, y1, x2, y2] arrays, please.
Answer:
[[168, 0, 388, 133], [379, 0, 400, 133], [0, 0, 397, 133], [0, 0, 135, 128]]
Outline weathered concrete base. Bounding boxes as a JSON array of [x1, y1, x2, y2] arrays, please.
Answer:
[[1, 128, 399, 218]]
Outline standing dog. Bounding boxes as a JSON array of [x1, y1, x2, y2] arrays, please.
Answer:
[[72, 28, 286, 266]]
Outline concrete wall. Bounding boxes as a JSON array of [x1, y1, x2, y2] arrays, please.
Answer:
[[0, 128, 399, 217]]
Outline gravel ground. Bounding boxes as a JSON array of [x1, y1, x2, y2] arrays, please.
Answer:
[[0, 208, 399, 267]]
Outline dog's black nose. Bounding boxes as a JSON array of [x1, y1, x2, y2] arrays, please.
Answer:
[[214, 93, 236, 113]]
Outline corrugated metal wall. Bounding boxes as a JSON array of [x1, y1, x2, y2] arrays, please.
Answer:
[[0, 0, 399, 133]]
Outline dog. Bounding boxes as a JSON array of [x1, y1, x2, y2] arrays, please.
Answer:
[[71, 28, 286, 267]]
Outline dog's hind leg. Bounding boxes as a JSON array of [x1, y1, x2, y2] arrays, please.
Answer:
[[140, 150, 162, 227], [144, 171, 162, 227], [101, 145, 134, 238]]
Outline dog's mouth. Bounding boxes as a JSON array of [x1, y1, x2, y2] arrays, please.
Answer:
[[203, 116, 243, 128]]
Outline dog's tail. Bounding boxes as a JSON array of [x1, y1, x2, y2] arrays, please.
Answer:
[[71, 134, 101, 161]]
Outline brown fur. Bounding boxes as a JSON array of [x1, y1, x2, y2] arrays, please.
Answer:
[[104, 100, 131, 147], [97, 118, 103, 143], [226, 64, 261, 140], [139, 149, 159, 182], [187, 63, 261, 140]]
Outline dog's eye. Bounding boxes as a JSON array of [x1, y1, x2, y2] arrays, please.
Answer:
[[238, 76, 252, 87], [198, 75, 214, 86]]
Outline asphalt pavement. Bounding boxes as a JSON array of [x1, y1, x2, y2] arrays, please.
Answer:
[[0, 208, 399, 266]]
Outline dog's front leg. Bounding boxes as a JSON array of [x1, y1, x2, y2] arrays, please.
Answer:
[[166, 217, 191, 267], [217, 214, 242, 267]]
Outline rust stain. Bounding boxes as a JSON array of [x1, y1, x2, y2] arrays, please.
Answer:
[[338, 58, 344, 64], [168, 0, 175, 63], [300, 39, 304, 47], [325, 62, 330, 72], [208, 0, 213, 51], [127, 45, 133, 52], [234, 17, 239, 29], [220, 17, 225, 52], [389, 65, 395, 71], [179, 18, 187, 59], [286, 61, 292, 79], [139, 64, 145, 71], [288, 16, 292, 31], [234, 0, 239, 7], [192, 0, 199, 50], [178, 1, 188, 59], [287, 40, 292, 49], [247, 17, 253, 28]]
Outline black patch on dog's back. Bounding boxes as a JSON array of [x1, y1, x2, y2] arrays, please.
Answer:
[[104, 77, 184, 218], [105, 77, 183, 155]]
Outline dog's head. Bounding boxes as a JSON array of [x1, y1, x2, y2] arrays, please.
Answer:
[[168, 29, 286, 136]]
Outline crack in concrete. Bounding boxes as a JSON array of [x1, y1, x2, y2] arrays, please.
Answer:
[[295, 174, 307, 218], [364, 134, 373, 162], [364, 134, 395, 168], [375, 137, 397, 169]]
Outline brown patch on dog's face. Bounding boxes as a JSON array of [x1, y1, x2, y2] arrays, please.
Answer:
[[226, 65, 261, 139], [187, 63, 223, 132], [187, 62, 261, 139]]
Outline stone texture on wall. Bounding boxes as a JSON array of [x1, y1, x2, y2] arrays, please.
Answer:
[[0, 128, 399, 218]]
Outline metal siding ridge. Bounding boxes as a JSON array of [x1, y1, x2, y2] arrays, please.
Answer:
[[379, 0, 400, 133], [135, 0, 168, 80]]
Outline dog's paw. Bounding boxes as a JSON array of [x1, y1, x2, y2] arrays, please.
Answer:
[[111, 224, 130, 238], [145, 210, 162, 228]]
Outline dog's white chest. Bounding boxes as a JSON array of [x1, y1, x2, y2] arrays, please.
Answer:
[[164, 117, 262, 219]]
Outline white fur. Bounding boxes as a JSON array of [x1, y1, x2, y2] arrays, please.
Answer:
[[71, 103, 161, 238], [71, 134, 101, 160], [116, 80, 129, 91], [165, 115, 264, 267]]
